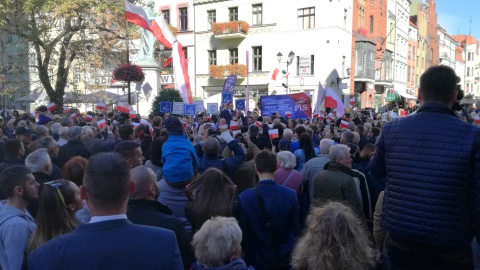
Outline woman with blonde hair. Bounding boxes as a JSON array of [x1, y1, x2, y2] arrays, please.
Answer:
[[292, 202, 374, 270]]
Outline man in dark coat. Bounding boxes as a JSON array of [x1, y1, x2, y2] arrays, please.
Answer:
[[0, 139, 25, 174], [126, 166, 195, 270], [57, 126, 91, 168], [219, 102, 235, 126]]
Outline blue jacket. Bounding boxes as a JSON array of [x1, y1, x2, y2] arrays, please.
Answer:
[[28, 219, 183, 270], [162, 134, 198, 183], [238, 180, 299, 270], [197, 139, 245, 179], [369, 103, 480, 247]]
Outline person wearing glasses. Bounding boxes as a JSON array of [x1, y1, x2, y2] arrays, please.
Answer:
[[25, 179, 84, 255], [0, 166, 38, 270], [28, 152, 184, 270]]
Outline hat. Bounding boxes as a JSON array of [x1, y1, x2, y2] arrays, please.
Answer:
[[165, 116, 184, 135], [278, 139, 291, 151], [14, 126, 31, 136]]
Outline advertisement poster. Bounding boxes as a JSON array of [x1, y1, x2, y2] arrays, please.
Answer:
[[260, 93, 312, 119]]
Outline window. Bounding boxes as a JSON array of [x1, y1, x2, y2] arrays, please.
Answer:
[[369, 15, 374, 33], [179, 7, 188, 31], [408, 45, 411, 59], [162, 9, 170, 24], [207, 10, 216, 28], [389, 23, 395, 43], [74, 73, 81, 83], [297, 7, 315, 29], [229, 7, 238, 21], [252, 46, 262, 71], [208, 50, 217, 66], [229, 48, 238, 65], [407, 66, 411, 82], [252, 4, 262, 25]]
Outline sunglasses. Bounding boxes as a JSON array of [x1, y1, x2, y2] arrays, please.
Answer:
[[44, 181, 67, 208]]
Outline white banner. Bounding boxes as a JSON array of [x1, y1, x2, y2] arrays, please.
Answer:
[[207, 103, 218, 114], [172, 102, 184, 115]]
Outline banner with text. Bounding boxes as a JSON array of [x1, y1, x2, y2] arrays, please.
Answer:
[[172, 102, 184, 115], [194, 100, 204, 113], [207, 103, 219, 114], [260, 93, 312, 119], [222, 75, 237, 93], [184, 104, 196, 116], [222, 93, 233, 105]]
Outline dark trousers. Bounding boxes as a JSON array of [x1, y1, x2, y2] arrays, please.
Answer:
[[386, 234, 473, 270]]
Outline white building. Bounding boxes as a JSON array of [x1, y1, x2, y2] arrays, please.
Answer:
[[393, 0, 411, 95], [437, 26, 456, 69], [193, 0, 353, 109], [455, 45, 465, 91]]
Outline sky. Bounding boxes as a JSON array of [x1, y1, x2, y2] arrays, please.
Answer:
[[436, 0, 480, 38]]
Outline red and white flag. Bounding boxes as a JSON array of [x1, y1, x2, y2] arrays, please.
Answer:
[[130, 111, 137, 119], [327, 113, 335, 122], [96, 103, 106, 111], [71, 113, 77, 120], [270, 67, 280, 81], [319, 114, 325, 121], [313, 82, 326, 119], [117, 102, 130, 113], [285, 111, 292, 118], [475, 115, 480, 125], [63, 107, 71, 113], [313, 112, 319, 119], [340, 120, 349, 129], [325, 87, 345, 118], [47, 102, 57, 112], [349, 98, 355, 108], [163, 57, 173, 68], [172, 42, 193, 104], [132, 122, 140, 129], [283, 71, 290, 78], [268, 129, 279, 139], [182, 122, 188, 128], [125, 2, 152, 31], [140, 119, 150, 126], [151, 17, 176, 49], [97, 119, 107, 129], [255, 121, 263, 127], [86, 114, 93, 122], [229, 121, 238, 130]]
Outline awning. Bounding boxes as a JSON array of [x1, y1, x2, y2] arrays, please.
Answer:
[[17, 91, 47, 103], [385, 89, 401, 102], [395, 88, 417, 100], [82, 91, 122, 104]]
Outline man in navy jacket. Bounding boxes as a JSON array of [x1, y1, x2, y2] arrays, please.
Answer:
[[369, 65, 480, 269], [28, 152, 183, 270]]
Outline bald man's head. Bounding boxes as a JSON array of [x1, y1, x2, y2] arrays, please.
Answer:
[[130, 166, 159, 200]]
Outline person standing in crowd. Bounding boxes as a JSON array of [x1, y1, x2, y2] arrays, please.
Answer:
[[24, 149, 53, 218], [14, 126, 33, 158], [274, 151, 303, 195], [302, 139, 335, 202], [102, 124, 134, 152], [36, 136, 62, 178], [28, 125, 48, 152], [0, 166, 38, 270], [219, 102, 235, 126], [114, 141, 145, 168], [145, 136, 167, 180], [28, 152, 184, 270], [81, 125, 114, 155], [292, 202, 374, 270], [0, 139, 25, 174], [57, 126, 90, 168], [293, 133, 319, 171], [369, 65, 480, 268], [127, 166, 195, 270], [238, 151, 299, 270]]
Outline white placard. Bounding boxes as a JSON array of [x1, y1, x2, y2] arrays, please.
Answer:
[[173, 102, 184, 115], [194, 100, 204, 113], [207, 103, 218, 114]]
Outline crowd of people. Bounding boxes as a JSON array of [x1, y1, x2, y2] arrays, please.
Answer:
[[0, 65, 478, 270]]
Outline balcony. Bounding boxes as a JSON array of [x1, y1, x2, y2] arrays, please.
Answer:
[[209, 64, 247, 79], [211, 21, 249, 40]]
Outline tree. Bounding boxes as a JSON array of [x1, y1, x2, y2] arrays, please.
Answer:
[[0, 0, 130, 113], [151, 89, 183, 116]]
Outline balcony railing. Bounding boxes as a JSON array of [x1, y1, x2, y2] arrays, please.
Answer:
[[211, 21, 249, 39], [209, 64, 247, 79]]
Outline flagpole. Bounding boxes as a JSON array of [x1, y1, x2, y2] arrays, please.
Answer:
[[246, 50, 249, 112], [125, 2, 131, 105]]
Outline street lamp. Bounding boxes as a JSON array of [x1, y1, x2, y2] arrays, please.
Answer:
[[277, 50, 295, 94]]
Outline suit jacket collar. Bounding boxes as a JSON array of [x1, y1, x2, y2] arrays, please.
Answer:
[[75, 219, 132, 232]]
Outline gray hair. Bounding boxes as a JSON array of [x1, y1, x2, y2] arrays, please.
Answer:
[[277, 151, 296, 169], [329, 144, 350, 163], [50, 123, 62, 135], [347, 122, 355, 131], [68, 126, 83, 141], [36, 136, 57, 151], [61, 117, 73, 127], [82, 126, 95, 138], [192, 217, 242, 267], [35, 125, 48, 137], [283, 128, 293, 140], [58, 127, 69, 139], [364, 122, 372, 131], [25, 149, 51, 173], [319, 139, 335, 154], [352, 132, 360, 145]]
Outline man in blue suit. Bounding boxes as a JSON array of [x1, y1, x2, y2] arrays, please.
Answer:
[[28, 152, 183, 270], [219, 102, 235, 125]]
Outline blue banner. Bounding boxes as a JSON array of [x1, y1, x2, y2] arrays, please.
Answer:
[[222, 93, 233, 105], [235, 99, 245, 110], [222, 75, 237, 93], [160, 102, 172, 113], [260, 93, 312, 119], [184, 104, 196, 116]]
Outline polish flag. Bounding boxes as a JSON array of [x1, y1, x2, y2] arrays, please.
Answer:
[[313, 112, 319, 119], [71, 113, 77, 120], [270, 67, 280, 81], [285, 111, 292, 118], [47, 102, 57, 112], [173, 42, 193, 104], [140, 119, 150, 126], [475, 115, 480, 124], [349, 98, 355, 108], [125, 2, 152, 32], [327, 113, 335, 122], [319, 114, 325, 121], [182, 122, 188, 128], [229, 121, 238, 130], [63, 107, 71, 113], [268, 129, 279, 139], [96, 103, 106, 111], [340, 120, 349, 129], [163, 57, 173, 67], [130, 111, 137, 119], [255, 121, 263, 127], [151, 17, 176, 49], [132, 122, 140, 129], [149, 124, 154, 137], [86, 114, 93, 122], [97, 119, 107, 129], [313, 82, 326, 120], [219, 124, 228, 129], [325, 87, 345, 117], [283, 71, 290, 78], [117, 102, 130, 113]]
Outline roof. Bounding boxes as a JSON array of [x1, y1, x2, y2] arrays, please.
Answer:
[[409, 21, 418, 28], [466, 34, 479, 45], [455, 46, 465, 63], [452, 34, 466, 44]]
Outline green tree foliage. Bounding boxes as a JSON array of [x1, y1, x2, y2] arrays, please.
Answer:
[[0, 0, 129, 112], [151, 89, 183, 116]]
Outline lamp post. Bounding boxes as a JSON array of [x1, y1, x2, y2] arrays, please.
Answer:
[[276, 50, 295, 94]]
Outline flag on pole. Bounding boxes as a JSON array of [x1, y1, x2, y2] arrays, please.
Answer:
[[325, 87, 345, 118], [319, 114, 325, 121], [268, 129, 279, 139], [255, 121, 263, 127], [172, 42, 193, 104], [130, 111, 137, 119], [327, 113, 335, 122], [313, 112, 319, 119], [47, 102, 57, 112], [285, 111, 292, 118], [96, 103, 106, 111], [229, 121, 238, 130], [140, 119, 150, 126], [270, 67, 280, 81], [117, 102, 130, 113], [163, 57, 173, 67], [125, 2, 152, 31], [340, 120, 349, 129], [151, 16, 176, 49], [71, 113, 77, 120], [97, 119, 107, 129], [63, 107, 71, 113], [283, 71, 290, 78], [349, 98, 355, 108], [86, 114, 93, 122], [313, 82, 326, 119]]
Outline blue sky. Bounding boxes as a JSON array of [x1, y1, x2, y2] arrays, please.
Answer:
[[436, 0, 480, 38]]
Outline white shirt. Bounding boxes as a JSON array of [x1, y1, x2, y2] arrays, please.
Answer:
[[89, 214, 127, 224]]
